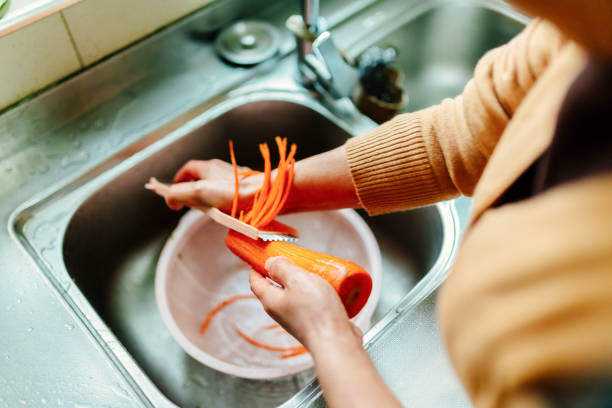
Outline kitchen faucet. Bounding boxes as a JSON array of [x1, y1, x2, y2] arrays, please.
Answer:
[[287, 0, 360, 99]]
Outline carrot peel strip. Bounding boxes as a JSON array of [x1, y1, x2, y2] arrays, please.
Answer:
[[234, 326, 304, 353], [281, 347, 308, 359], [199, 294, 256, 334]]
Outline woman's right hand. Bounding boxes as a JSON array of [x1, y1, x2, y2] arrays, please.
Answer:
[[161, 159, 263, 213]]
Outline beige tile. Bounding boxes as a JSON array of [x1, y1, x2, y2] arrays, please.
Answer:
[[0, 12, 82, 110], [62, 0, 217, 66], [0, 0, 82, 37]]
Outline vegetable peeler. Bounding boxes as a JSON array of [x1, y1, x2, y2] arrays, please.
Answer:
[[145, 177, 299, 242]]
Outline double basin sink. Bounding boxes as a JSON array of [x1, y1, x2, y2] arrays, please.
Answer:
[[12, 1, 523, 407]]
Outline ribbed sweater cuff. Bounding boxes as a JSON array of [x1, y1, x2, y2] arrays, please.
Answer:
[[345, 113, 442, 215]]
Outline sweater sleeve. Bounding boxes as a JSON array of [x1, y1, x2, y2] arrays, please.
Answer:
[[345, 19, 566, 215]]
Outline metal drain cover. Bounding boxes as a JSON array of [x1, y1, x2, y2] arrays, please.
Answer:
[[215, 20, 281, 66]]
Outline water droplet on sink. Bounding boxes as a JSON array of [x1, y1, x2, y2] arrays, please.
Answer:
[[73, 139, 82, 148], [190, 373, 209, 387], [57, 399, 64, 406], [41, 398, 47, 404], [34, 222, 60, 240], [61, 279, 72, 293], [94, 119, 105, 129], [18, 399, 26, 405], [26, 327, 33, 333], [40, 246, 56, 261], [60, 151, 90, 168], [107, 383, 131, 400], [64, 323, 74, 330]]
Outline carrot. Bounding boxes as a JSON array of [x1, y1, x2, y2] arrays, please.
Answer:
[[262, 323, 281, 330], [199, 294, 256, 334], [224, 137, 372, 319], [198, 139, 369, 358], [225, 230, 372, 318]]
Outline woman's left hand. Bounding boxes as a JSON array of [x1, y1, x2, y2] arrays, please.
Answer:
[[249, 256, 361, 352]]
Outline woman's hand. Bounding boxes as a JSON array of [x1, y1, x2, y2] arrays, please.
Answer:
[[249, 256, 361, 352], [152, 145, 360, 214], [252, 257, 401, 408], [162, 159, 262, 213]]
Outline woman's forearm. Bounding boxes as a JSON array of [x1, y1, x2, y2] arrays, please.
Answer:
[[283, 145, 361, 213], [309, 330, 402, 408]]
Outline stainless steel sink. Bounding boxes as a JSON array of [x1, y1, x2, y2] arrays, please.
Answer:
[[12, 85, 457, 407], [58, 98, 452, 408], [7, 0, 525, 407]]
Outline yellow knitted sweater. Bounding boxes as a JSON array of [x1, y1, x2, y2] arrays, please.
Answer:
[[345, 13, 612, 408]]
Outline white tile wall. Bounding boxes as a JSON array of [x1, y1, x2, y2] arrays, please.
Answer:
[[62, 0, 217, 66], [0, 12, 81, 110], [0, 0, 217, 111]]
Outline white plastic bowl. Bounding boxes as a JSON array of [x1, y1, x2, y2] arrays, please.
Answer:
[[155, 209, 381, 379]]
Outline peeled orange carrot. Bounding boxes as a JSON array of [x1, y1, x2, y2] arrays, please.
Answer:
[[225, 230, 372, 318], [225, 138, 373, 319]]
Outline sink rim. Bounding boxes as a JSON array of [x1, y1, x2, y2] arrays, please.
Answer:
[[9, 88, 461, 407]]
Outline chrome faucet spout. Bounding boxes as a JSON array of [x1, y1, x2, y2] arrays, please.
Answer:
[[288, 0, 359, 99], [300, 0, 319, 33]]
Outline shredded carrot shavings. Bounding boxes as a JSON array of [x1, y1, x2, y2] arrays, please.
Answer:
[[252, 140, 283, 227], [234, 326, 304, 353], [234, 136, 296, 229], [262, 323, 281, 330], [199, 294, 256, 334], [256, 141, 297, 227]]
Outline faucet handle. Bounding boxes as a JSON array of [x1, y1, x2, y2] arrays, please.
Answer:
[[286, 14, 323, 42], [287, 14, 359, 99], [312, 32, 360, 99]]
